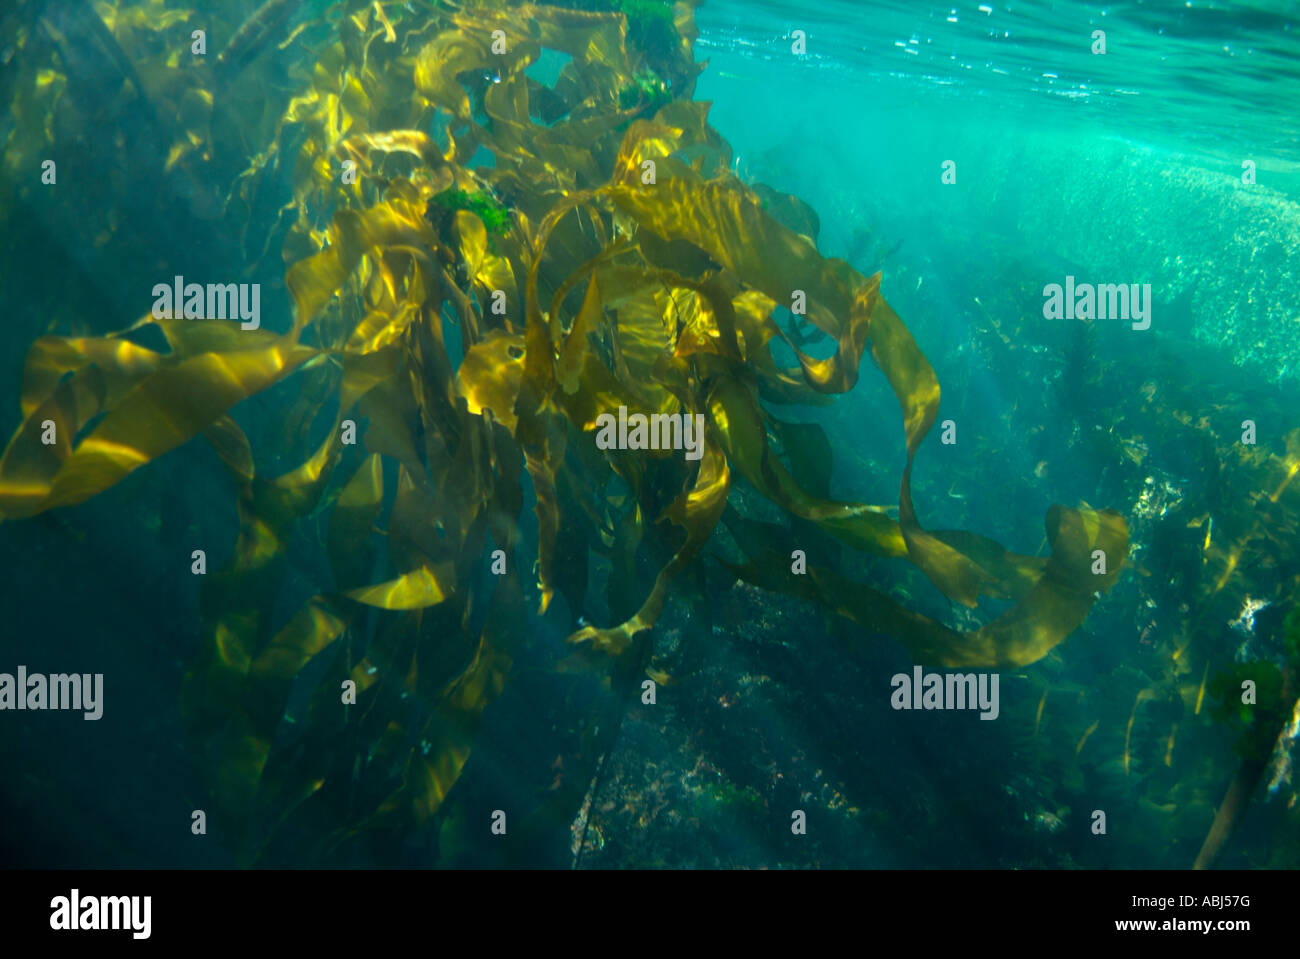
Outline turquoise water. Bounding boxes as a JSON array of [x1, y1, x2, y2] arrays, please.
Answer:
[[698, 0, 1300, 164], [673, 0, 1300, 870], [694, 1, 1300, 384]]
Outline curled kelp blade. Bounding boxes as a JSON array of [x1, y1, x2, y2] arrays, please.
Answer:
[[706, 375, 907, 558], [20, 334, 163, 418], [723, 504, 1127, 668], [345, 564, 455, 610], [0, 337, 319, 520], [568, 439, 731, 656]]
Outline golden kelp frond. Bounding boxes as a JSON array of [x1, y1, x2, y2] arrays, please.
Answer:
[[1, 0, 1128, 862], [0, 334, 319, 520], [719, 502, 1126, 669], [570, 439, 731, 655]]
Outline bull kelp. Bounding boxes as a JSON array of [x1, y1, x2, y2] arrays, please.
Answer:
[[19, 0, 1300, 869]]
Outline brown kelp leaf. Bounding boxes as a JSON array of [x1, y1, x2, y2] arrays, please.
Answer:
[[1, 339, 318, 518], [611, 119, 687, 186], [569, 440, 730, 656], [339, 346, 400, 412], [929, 528, 1048, 601], [515, 194, 593, 613], [250, 596, 350, 686], [707, 375, 907, 557], [457, 331, 526, 432], [202, 414, 256, 485], [552, 351, 662, 434], [0, 373, 83, 519], [20, 334, 162, 417], [414, 27, 491, 120], [956, 505, 1129, 667], [338, 129, 448, 169], [406, 546, 526, 823], [287, 199, 436, 331], [862, 284, 993, 606], [607, 159, 872, 394], [723, 505, 1127, 668], [752, 182, 820, 241], [345, 563, 455, 610], [608, 160, 845, 328], [556, 272, 603, 395], [522, 433, 562, 616], [327, 453, 384, 591], [357, 378, 425, 478], [155, 318, 287, 357], [242, 594, 352, 858], [768, 270, 873, 394], [455, 209, 488, 280], [719, 513, 967, 662], [1268, 427, 1300, 503], [344, 306, 417, 355]]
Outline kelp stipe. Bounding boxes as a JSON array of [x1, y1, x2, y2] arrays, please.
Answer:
[[1194, 609, 1300, 869]]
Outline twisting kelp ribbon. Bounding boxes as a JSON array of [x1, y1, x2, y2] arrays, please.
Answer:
[[0, 321, 319, 520], [557, 141, 1129, 666], [0, 0, 1127, 861]]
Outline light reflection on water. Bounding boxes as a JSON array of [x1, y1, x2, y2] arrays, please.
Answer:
[[695, 0, 1300, 162]]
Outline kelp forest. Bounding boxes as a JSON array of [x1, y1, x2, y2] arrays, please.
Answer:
[[1, 0, 1297, 869]]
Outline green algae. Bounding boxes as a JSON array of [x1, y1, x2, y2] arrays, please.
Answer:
[[1208, 662, 1286, 761], [618, 69, 672, 113], [430, 188, 511, 237]]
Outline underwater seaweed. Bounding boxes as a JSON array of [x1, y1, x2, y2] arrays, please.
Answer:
[[0, 0, 1137, 864]]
